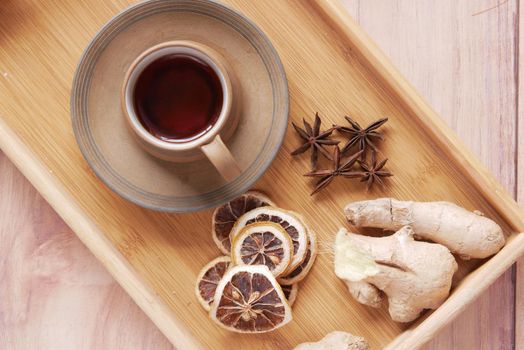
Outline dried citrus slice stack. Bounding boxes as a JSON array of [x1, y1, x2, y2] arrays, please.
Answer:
[[196, 191, 319, 334], [195, 256, 231, 311], [210, 265, 292, 333], [280, 283, 298, 306], [231, 222, 293, 277], [212, 191, 274, 254], [278, 230, 317, 285], [230, 207, 308, 272]]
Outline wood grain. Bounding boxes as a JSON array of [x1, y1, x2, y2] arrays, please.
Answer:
[[0, 152, 172, 349], [0, 0, 523, 349], [342, 1, 520, 348], [517, 0, 524, 348]]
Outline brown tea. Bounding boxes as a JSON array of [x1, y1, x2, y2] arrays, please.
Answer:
[[133, 54, 223, 142]]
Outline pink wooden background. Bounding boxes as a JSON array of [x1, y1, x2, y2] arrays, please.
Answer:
[[1, 1, 522, 349]]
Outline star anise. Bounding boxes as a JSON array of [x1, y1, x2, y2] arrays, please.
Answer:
[[304, 147, 364, 195], [335, 116, 388, 157], [291, 113, 339, 170], [358, 151, 393, 191]]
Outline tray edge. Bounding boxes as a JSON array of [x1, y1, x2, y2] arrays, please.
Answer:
[[385, 233, 524, 349], [312, 0, 524, 232], [0, 1, 522, 349], [311, 0, 524, 348], [0, 117, 203, 350]]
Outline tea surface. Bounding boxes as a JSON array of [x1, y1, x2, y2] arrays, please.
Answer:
[[133, 54, 223, 142]]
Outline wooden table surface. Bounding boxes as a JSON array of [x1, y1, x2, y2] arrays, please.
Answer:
[[0, 1, 522, 349]]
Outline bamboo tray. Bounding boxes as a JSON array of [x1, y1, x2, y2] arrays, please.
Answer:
[[0, 1, 523, 349]]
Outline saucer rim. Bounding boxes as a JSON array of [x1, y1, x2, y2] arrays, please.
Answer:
[[70, 0, 289, 212]]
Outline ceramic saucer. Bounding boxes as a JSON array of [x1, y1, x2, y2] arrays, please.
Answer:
[[71, 0, 288, 212]]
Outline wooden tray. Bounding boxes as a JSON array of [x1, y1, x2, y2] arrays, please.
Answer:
[[0, 1, 523, 349]]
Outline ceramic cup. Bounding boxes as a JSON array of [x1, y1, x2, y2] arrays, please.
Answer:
[[122, 40, 241, 182]]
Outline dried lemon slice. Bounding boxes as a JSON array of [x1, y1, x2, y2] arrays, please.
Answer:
[[212, 191, 274, 254], [210, 265, 292, 333], [195, 256, 231, 311], [280, 283, 298, 307], [278, 229, 317, 285], [230, 207, 308, 272], [231, 222, 293, 277]]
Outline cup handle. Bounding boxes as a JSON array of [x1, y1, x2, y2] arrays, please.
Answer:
[[201, 135, 241, 182]]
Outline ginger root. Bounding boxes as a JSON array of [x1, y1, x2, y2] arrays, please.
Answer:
[[294, 331, 370, 350], [345, 198, 505, 259], [335, 226, 457, 322]]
